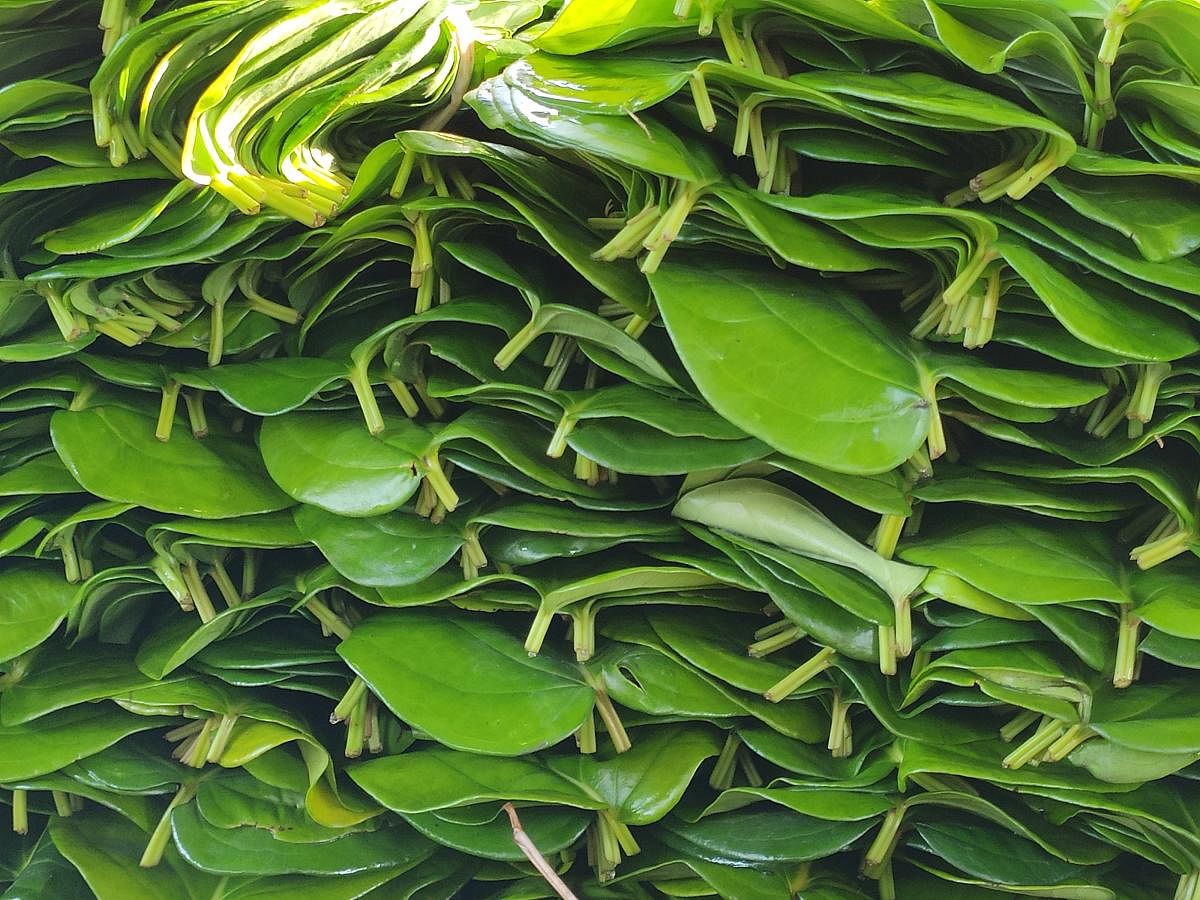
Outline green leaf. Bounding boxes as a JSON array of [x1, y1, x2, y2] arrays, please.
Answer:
[[0, 706, 171, 782], [899, 512, 1126, 606], [0, 566, 75, 664], [296, 505, 461, 588], [550, 725, 724, 824], [350, 749, 604, 813], [650, 255, 928, 473], [177, 358, 346, 416], [51, 406, 291, 518], [259, 412, 426, 517], [339, 610, 595, 755], [658, 807, 874, 865], [50, 808, 217, 900]]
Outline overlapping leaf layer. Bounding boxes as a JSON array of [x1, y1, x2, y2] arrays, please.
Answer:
[[3, 0, 1200, 897]]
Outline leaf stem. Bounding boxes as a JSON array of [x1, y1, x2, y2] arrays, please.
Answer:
[[574, 453, 600, 486], [942, 247, 995, 306], [873, 513, 906, 560], [747, 625, 803, 658], [716, 7, 743, 64], [413, 373, 444, 419], [1129, 362, 1170, 424], [640, 183, 701, 274], [1007, 149, 1066, 200], [366, 697, 383, 754], [1176, 870, 1200, 900], [585, 670, 631, 753], [344, 689, 368, 758], [862, 804, 905, 877], [494, 318, 540, 371], [572, 603, 598, 662], [421, 452, 459, 511], [69, 381, 97, 412], [925, 389, 947, 461], [140, 784, 196, 867], [576, 709, 597, 754], [738, 746, 764, 785], [244, 295, 301, 325], [389, 150, 416, 198], [1043, 723, 1096, 762], [1131, 528, 1190, 570], [595, 813, 620, 881], [241, 549, 258, 599], [1002, 717, 1064, 769], [828, 691, 853, 758], [593, 204, 659, 261], [382, 374, 419, 418], [410, 215, 431, 290], [182, 390, 207, 438], [206, 714, 239, 763], [542, 339, 575, 391], [348, 363, 385, 435], [460, 524, 487, 577], [181, 558, 216, 623], [1113, 604, 1141, 688], [11, 790, 27, 834], [894, 594, 913, 658], [332, 677, 368, 724], [709, 733, 741, 790], [58, 526, 81, 584], [525, 604, 557, 656], [165, 720, 204, 743], [209, 559, 241, 609], [156, 380, 181, 442], [305, 596, 353, 641], [689, 72, 717, 131], [546, 415, 577, 459], [207, 297, 225, 368], [184, 717, 217, 768], [40, 283, 83, 341], [1088, 394, 1130, 438], [1089, 2, 1140, 146], [764, 647, 836, 702], [999, 708, 1040, 743], [52, 791, 72, 817], [878, 625, 897, 676], [603, 809, 640, 857]]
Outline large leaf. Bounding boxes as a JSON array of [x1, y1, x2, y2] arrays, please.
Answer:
[[338, 610, 595, 755], [649, 255, 928, 473], [51, 406, 291, 518]]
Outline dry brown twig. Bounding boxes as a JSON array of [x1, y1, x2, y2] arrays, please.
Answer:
[[502, 802, 580, 900]]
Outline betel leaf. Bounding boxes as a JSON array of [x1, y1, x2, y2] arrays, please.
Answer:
[[170, 803, 433, 877], [649, 254, 928, 473], [549, 724, 724, 824], [0, 828, 89, 899], [0, 707, 172, 782], [348, 749, 604, 813], [658, 807, 875, 865], [0, 566, 76, 664], [338, 610, 595, 755], [258, 412, 426, 517], [899, 512, 1126, 606], [176, 358, 347, 416], [50, 808, 218, 900], [294, 505, 462, 588], [50, 406, 291, 518]]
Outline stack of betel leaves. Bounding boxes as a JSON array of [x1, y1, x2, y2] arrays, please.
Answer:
[[4, 0, 1200, 897]]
